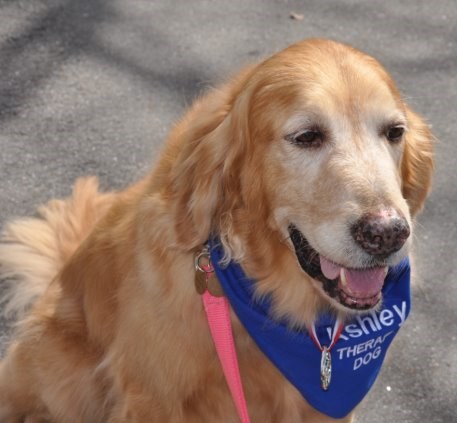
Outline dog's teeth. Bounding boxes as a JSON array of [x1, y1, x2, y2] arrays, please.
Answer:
[[384, 266, 388, 276], [340, 268, 347, 287]]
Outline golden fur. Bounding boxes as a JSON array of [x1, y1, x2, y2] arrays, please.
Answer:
[[0, 39, 433, 422]]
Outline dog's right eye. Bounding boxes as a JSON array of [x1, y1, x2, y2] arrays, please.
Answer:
[[289, 130, 324, 148]]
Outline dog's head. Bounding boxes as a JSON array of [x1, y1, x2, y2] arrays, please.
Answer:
[[165, 39, 434, 324]]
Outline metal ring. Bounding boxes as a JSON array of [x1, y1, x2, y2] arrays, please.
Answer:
[[194, 250, 212, 273]]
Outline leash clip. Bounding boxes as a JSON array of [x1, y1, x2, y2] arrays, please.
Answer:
[[194, 247, 224, 297], [194, 247, 211, 273]]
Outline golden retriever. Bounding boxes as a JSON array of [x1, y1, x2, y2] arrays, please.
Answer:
[[0, 39, 433, 422]]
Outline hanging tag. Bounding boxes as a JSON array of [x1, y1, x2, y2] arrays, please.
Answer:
[[194, 247, 224, 297], [207, 273, 225, 297], [194, 270, 207, 295], [308, 319, 343, 391], [320, 346, 332, 391]]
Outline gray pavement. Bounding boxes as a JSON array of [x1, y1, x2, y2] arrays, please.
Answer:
[[0, 1, 456, 421]]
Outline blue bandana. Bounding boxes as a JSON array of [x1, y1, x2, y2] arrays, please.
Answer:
[[209, 241, 411, 419]]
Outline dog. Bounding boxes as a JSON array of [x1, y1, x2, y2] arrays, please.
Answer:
[[0, 39, 433, 422]]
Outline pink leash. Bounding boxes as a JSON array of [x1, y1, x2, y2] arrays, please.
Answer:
[[198, 260, 251, 423]]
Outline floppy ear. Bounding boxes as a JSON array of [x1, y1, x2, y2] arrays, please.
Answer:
[[401, 108, 435, 217], [164, 68, 254, 249]]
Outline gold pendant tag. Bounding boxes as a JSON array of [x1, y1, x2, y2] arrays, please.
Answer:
[[194, 247, 224, 297], [206, 274, 224, 297], [194, 270, 207, 295]]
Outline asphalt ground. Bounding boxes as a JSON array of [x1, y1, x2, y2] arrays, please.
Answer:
[[0, 1, 456, 422]]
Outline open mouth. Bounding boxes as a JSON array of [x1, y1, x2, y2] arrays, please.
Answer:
[[288, 225, 387, 311]]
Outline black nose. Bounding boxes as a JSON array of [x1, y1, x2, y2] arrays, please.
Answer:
[[350, 209, 410, 257]]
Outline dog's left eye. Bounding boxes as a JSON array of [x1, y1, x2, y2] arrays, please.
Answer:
[[385, 126, 405, 143], [289, 130, 325, 148]]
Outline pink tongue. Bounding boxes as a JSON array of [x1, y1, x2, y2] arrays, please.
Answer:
[[319, 257, 341, 280], [319, 256, 387, 297]]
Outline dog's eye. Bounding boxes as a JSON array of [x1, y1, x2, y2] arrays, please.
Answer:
[[385, 126, 405, 143], [290, 130, 324, 148]]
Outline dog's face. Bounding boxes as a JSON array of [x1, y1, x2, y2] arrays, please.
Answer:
[[169, 39, 433, 322], [247, 42, 414, 313]]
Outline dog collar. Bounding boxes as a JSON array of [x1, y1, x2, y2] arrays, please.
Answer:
[[207, 239, 411, 419]]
